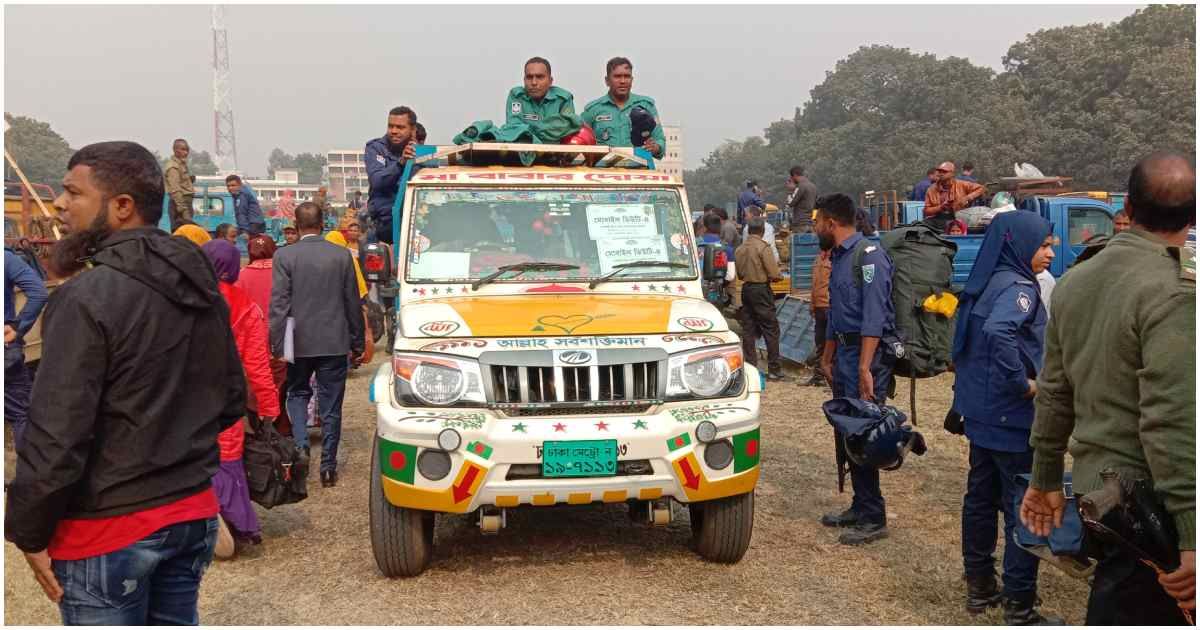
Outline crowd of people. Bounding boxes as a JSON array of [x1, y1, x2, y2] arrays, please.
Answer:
[[0, 62, 1193, 627]]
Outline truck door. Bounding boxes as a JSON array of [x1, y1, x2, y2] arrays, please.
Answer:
[[1049, 199, 1115, 276]]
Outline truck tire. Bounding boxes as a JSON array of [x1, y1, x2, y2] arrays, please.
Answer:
[[689, 491, 754, 563], [369, 438, 435, 577]]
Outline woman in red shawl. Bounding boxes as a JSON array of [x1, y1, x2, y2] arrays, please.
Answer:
[[235, 235, 291, 437], [202, 239, 280, 557]]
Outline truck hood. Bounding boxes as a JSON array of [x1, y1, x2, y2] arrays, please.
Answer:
[[401, 294, 728, 338]]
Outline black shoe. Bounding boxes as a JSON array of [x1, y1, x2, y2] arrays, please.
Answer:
[[321, 469, 337, 488], [964, 571, 1003, 615], [1002, 593, 1064, 626], [838, 522, 888, 545], [805, 373, 827, 387], [766, 371, 792, 382], [820, 508, 861, 528]]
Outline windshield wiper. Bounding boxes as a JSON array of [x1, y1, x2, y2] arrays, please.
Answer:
[[471, 262, 580, 291], [588, 260, 690, 289]]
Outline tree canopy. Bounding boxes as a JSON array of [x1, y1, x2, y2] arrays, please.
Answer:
[[684, 5, 1196, 210], [267, 148, 327, 185], [4, 113, 75, 193]]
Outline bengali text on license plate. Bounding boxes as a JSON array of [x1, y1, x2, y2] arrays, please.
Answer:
[[542, 440, 618, 478]]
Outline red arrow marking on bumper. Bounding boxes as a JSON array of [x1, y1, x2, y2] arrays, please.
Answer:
[[453, 465, 480, 503], [679, 457, 701, 490]]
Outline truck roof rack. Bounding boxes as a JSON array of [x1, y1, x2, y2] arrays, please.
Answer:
[[414, 143, 653, 169]]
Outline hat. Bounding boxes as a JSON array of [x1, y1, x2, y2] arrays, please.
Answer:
[[282, 223, 298, 232], [629, 106, 657, 148]]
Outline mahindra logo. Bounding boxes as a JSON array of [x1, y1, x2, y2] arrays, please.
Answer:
[[418, 321, 460, 337], [559, 351, 592, 365]]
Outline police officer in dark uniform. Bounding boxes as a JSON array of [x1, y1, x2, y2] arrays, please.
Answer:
[[816, 193, 896, 545]]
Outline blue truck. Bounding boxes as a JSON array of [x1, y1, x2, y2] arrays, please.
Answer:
[[789, 195, 1118, 291], [157, 183, 323, 252]]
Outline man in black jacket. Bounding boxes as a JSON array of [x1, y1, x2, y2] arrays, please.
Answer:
[[4, 141, 246, 625]]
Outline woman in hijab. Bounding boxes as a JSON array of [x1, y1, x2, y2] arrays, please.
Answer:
[[325, 230, 372, 365], [173, 223, 211, 247], [949, 211, 1061, 625], [201, 239, 281, 558], [235, 234, 290, 437]]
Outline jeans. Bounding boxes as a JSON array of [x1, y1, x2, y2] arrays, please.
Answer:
[[286, 355, 349, 473], [831, 343, 893, 525], [961, 442, 1039, 595], [1086, 541, 1191, 625], [5, 353, 31, 449], [52, 518, 217, 626]]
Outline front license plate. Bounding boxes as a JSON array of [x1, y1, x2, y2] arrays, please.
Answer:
[[542, 440, 618, 478]]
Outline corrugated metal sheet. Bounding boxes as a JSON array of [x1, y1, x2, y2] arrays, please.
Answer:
[[755, 295, 817, 364]]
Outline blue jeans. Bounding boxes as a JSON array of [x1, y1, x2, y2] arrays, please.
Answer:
[[962, 442, 1039, 595], [5, 354, 30, 449], [831, 343, 893, 525], [52, 518, 217, 626], [286, 355, 348, 473]]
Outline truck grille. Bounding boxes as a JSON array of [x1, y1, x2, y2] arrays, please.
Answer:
[[489, 362, 659, 404]]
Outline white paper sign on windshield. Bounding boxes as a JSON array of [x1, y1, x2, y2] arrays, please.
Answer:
[[409, 252, 471, 280], [585, 204, 659, 240], [596, 237, 669, 275]]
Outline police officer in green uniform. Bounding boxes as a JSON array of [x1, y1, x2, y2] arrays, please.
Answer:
[[1022, 152, 1196, 625], [581, 57, 666, 159], [506, 56, 582, 144]]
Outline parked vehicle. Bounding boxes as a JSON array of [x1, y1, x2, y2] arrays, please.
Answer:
[[157, 183, 295, 251], [368, 143, 761, 577], [789, 195, 1117, 292], [4, 180, 62, 365]]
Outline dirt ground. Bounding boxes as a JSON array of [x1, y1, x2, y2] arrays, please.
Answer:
[[4, 344, 1091, 625]]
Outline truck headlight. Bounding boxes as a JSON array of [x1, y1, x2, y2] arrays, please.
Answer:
[[392, 353, 486, 407], [666, 345, 744, 400]]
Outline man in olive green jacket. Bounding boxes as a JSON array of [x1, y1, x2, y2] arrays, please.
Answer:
[[1022, 152, 1195, 625], [163, 138, 195, 231], [581, 57, 666, 159], [505, 56, 581, 144]]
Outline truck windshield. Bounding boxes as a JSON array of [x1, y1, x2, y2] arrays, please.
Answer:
[[405, 187, 697, 283]]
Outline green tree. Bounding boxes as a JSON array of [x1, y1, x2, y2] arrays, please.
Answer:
[[190, 150, 218, 176], [292, 152, 327, 185], [267, 148, 295, 176], [3, 113, 74, 193]]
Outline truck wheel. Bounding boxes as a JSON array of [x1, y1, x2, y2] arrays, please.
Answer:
[[689, 492, 754, 563], [369, 438, 435, 577]]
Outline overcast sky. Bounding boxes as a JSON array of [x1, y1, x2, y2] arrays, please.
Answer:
[[5, 4, 1141, 175]]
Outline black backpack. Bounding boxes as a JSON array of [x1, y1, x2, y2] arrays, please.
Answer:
[[242, 414, 308, 508]]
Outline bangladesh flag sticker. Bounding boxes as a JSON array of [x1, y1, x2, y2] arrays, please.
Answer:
[[378, 438, 417, 484], [666, 432, 692, 452], [732, 428, 761, 473], [466, 440, 493, 460]]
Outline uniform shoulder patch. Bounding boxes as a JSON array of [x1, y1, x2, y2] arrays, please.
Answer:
[[511, 101, 522, 114], [864, 246, 877, 254], [862, 263, 876, 284], [1016, 291, 1033, 314]]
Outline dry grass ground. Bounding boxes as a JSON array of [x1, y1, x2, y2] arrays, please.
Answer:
[[4, 346, 1091, 625]]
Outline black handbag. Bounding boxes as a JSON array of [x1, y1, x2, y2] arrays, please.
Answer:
[[242, 413, 308, 508]]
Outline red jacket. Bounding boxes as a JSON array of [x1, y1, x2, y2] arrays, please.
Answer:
[[217, 282, 280, 461], [235, 260, 273, 319]]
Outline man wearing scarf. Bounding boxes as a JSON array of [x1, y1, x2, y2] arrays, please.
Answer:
[[950, 212, 1062, 625]]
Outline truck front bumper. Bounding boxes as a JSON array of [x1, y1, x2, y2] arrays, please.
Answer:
[[371, 364, 762, 513]]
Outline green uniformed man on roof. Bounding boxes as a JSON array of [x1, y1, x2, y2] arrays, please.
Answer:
[[163, 138, 195, 232], [1021, 152, 1196, 625], [582, 57, 666, 159], [505, 56, 581, 144]]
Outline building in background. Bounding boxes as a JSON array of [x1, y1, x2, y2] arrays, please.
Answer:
[[327, 149, 368, 202], [197, 168, 320, 215], [659, 125, 684, 179]]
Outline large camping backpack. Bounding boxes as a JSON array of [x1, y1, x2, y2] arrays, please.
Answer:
[[243, 413, 308, 508], [851, 222, 957, 420]]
